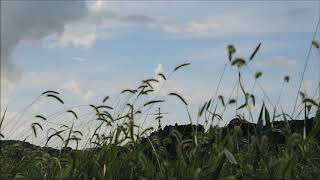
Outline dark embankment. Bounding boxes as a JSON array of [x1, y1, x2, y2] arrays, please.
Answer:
[[1, 118, 316, 159]]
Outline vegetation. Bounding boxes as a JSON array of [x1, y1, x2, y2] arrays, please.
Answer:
[[1, 42, 320, 180]]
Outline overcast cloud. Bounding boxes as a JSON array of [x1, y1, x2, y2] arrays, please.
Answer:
[[0, 1, 88, 81]]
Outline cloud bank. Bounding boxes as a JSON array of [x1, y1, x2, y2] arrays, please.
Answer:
[[0, 1, 88, 81], [256, 56, 296, 67]]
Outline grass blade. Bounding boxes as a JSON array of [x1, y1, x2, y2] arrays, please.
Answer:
[[144, 100, 165, 107], [41, 90, 60, 95], [249, 43, 261, 60], [173, 63, 191, 72], [67, 110, 78, 119], [224, 148, 238, 164], [35, 115, 47, 121], [46, 94, 64, 104], [102, 96, 109, 103], [168, 92, 188, 106], [158, 73, 166, 80]]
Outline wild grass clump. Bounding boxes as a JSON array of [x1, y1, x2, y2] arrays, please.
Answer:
[[0, 42, 320, 180]]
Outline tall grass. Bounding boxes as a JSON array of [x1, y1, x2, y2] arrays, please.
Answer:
[[0, 42, 320, 180]]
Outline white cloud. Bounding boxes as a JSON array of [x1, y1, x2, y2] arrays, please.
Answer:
[[120, 14, 156, 24], [256, 56, 296, 67], [154, 64, 164, 75], [90, 0, 108, 13], [58, 32, 97, 49], [62, 80, 94, 101], [159, 2, 318, 36], [187, 41, 285, 63], [162, 12, 317, 36], [72, 57, 87, 62], [48, 1, 117, 49], [164, 20, 222, 35], [19, 71, 61, 88]]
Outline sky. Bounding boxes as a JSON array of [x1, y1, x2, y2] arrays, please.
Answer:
[[1, 1, 320, 145]]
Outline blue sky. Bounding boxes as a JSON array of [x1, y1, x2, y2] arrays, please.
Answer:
[[1, 1, 319, 144]]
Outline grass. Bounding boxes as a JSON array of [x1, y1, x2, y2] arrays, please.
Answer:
[[0, 42, 320, 180]]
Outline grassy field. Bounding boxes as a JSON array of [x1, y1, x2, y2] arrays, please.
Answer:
[[1, 43, 320, 180]]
